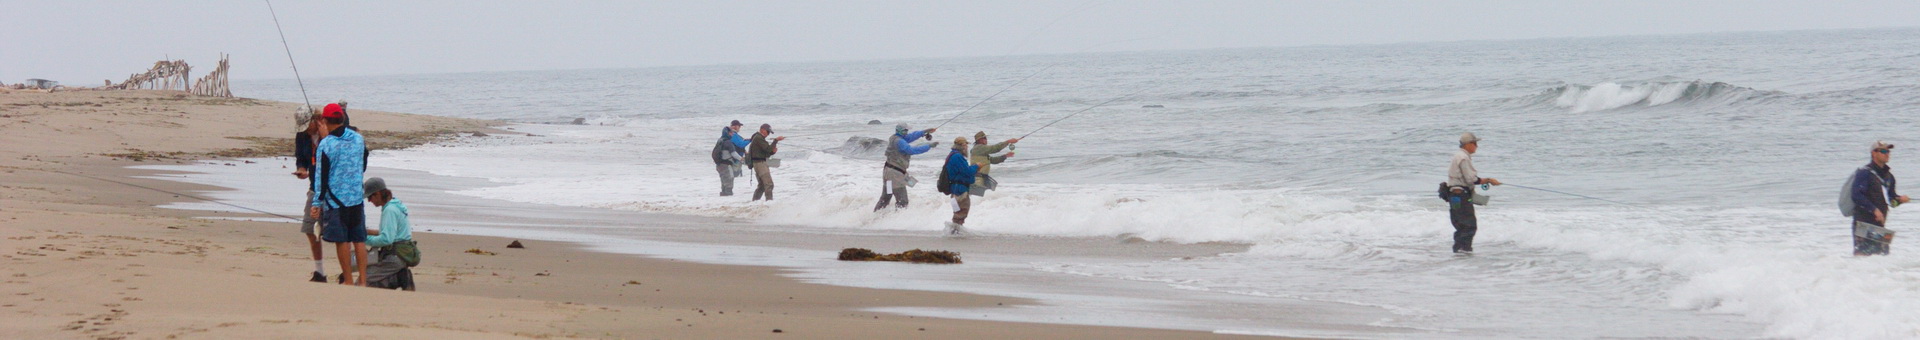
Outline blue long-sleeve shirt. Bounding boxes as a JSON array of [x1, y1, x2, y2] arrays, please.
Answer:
[[311, 127, 367, 209], [366, 199, 412, 247], [943, 149, 979, 195], [727, 128, 749, 151], [895, 130, 934, 156]]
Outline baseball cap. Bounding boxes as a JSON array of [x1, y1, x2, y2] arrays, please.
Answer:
[[760, 123, 773, 134], [1460, 132, 1481, 145], [1874, 141, 1896, 151], [321, 103, 345, 119], [975, 131, 988, 140], [730, 120, 743, 127], [363, 177, 387, 199]]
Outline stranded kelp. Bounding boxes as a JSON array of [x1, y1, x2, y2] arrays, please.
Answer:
[[837, 248, 962, 264]]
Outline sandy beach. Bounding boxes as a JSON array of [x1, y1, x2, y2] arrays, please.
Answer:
[[0, 89, 1278, 339]]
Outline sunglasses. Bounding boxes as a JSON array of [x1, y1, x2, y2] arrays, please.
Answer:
[[1877, 149, 1892, 155]]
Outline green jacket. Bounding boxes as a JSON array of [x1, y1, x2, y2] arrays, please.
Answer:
[[970, 141, 1011, 175], [748, 132, 779, 162]]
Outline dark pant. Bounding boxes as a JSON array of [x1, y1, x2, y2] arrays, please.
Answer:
[[1449, 197, 1477, 253], [716, 164, 735, 196], [320, 204, 368, 243], [366, 247, 414, 290]]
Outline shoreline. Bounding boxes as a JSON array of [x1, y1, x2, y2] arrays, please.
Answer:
[[0, 90, 1287, 338]]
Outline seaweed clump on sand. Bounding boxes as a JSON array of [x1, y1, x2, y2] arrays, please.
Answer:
[[838, 248, 962, 264]]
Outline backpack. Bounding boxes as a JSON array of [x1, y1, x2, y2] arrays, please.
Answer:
[[711, 137, 732, 164], [937, 166, 953, 195]]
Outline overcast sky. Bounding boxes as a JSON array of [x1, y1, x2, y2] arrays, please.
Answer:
[[5, 0, 1919, 83]]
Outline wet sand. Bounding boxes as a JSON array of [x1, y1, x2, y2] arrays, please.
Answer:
[[0, 89, 1287, 338]]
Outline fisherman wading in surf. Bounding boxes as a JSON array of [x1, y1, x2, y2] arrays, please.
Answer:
[[1848, 141, 1907, 256], [875, 124, 939, 211], [1440, 132, 1500, 254]]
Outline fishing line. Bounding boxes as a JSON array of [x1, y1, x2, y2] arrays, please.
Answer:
[[264, 0, 314, 111], [1500, 184, 1644, 208], [1018, 81, 1166, 140], [30, 168, 305, 222]]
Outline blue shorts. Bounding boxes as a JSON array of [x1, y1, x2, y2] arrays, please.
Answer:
[[320, 204, 368, 243]]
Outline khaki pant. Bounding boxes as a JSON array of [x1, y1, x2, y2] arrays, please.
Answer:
[[874, 168, 910, 210], [752, 161, 774, 201], [950, 194, 971, 225]]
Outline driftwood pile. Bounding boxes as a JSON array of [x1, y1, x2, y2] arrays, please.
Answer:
[[101, 55, 234, 98], [837, 248, 962, 264], [188, 55, 232, 97]]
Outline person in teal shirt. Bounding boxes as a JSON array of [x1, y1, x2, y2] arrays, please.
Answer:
[[361, 178, 414, 290]]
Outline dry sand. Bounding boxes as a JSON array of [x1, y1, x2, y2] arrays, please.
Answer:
[[0, 90, 1280, 339]]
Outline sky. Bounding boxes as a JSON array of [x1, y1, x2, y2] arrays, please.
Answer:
[[5, 0, 1920, 83]]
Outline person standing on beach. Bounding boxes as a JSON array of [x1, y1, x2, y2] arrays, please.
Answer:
[[712, 120, 749, 196], [874, 124, 938, 211], [748, 123, 784, 201], [939, 137, 979, 235], [308, 103, 371, 285], [1442, 132, 1500, 254], [969, 131, 1018, 197], [1850, 141, 1907, 256], [292, 106, 328, 282]]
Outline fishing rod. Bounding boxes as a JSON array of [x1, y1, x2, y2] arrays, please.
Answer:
[[264, 0, 314, 111]]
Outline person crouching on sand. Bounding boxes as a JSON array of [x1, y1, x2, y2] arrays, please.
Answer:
[[362, 177, 416, 290], [308, 103, 371, 286]]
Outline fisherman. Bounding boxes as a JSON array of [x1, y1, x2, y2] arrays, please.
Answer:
[[308, 103, 371, 286], [1442, 132, 1500, 254], [748, 123, 785, 201], [939, 137, 980, 234], [362, 177, 416, 290], [969, 131, 1019, 196], [1850, 141, 1908, 256], [874, 124, 939, 211], [291, 106, 327, 282], [711, 120, 749, 196]]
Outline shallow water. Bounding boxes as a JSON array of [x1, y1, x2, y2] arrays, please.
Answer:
[[231, 28, 1920, 338]]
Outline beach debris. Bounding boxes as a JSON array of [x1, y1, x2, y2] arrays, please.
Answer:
[[837, 248, 962, 264], [464, 248, 496, 256], [471, 131, 489, 137], [506, 240, 525, 249], [772, 329, 783, 333], [570, 118, 587, 125], [624, 280, 641, 285], [534, 271, 551, 276]]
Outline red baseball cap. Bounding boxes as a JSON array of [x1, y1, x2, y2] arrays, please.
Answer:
[[321, 103, 345, 119]]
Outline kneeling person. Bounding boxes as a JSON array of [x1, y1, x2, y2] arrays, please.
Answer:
[[362, 178, 416, 290]]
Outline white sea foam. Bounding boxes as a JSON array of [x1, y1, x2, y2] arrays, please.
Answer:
[[242, 28, 1920, 338]]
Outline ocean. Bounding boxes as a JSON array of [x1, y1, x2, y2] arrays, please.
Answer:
[[227, 28, 1920, 338]]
